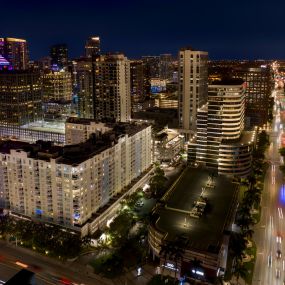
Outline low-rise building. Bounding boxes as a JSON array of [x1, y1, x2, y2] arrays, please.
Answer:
[[155, 128, 184, 162], [148, 167, 238, 284]]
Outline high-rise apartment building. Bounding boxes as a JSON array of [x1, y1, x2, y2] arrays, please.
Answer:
[[42, 70, 72, 102], [50, 44, 68, 68], [0, 122, 152, 234], [77, 54, 131, 122], [0, 37, 29, 70], [85, 36, 100, 58], [188, 79, 254, 176], [0, 71, 42, 125], [178, 47, 208, 136], [94, 54, 131, 122]]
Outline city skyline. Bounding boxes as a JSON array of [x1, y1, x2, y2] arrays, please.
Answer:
[[1, 0, 284, 60]]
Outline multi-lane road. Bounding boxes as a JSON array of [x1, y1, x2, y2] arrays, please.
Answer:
[[0, 239, 110, 285], [253, 89, 285, 285]]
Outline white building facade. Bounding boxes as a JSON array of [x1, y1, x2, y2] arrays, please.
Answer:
[[188, 79, 254, 176], [0, 123, 152, 235]]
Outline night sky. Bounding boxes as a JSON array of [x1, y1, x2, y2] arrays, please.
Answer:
[[1, 0, 284, 60]]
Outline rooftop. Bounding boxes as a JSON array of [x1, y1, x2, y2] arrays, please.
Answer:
[[66, 118, 150, 137], [0, 121, 150, 165], [21, 120, 65, 134], [151, 167, 238, 253]]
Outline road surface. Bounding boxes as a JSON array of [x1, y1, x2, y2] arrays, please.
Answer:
[[0, 240, 112, 285], [253, 89, 285, 285]]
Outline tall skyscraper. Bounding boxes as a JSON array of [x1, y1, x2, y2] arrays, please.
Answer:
[[0, 71, 42, 125], [85, 36, 100, 58], [42, 69, 72, 102], [0, 37, 29, 70], [50, 44, 68, 68], [189, 79, 253, 176], [178, 47, 208, 136]]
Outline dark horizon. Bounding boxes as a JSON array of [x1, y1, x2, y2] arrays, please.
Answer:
[[1, 0, 285, 61]]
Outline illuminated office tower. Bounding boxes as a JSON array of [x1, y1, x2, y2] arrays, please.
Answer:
[[85, 36, 100, 58], [178, 47, 208, 136], [0, 71, 42, 125], [233, 65, 272, 126], [43, 70, 72, 101], [0, 37, 29, 70], [50, 44, 68, 68]]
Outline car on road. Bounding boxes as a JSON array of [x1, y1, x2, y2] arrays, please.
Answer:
[[276, 268, 281, 279], [277, 249, 282, 259], [277, 235, 282, 243]]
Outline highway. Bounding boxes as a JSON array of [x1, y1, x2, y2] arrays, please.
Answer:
[[0, 240, 109, 285], [253, 88, 285, 285]]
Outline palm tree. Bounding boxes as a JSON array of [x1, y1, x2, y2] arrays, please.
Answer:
[[233, 261, 247, 284], [159, 237, 187, 279], [230, 233, 246, 263], [242, 228, 254, 240], [237, 215, 255, 231], [171, 245, 185, 279], [279, 147, 285, 157], [159, 240, 173, 278], [247, 175, 257, 190], [149, 166, 167, 197]]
